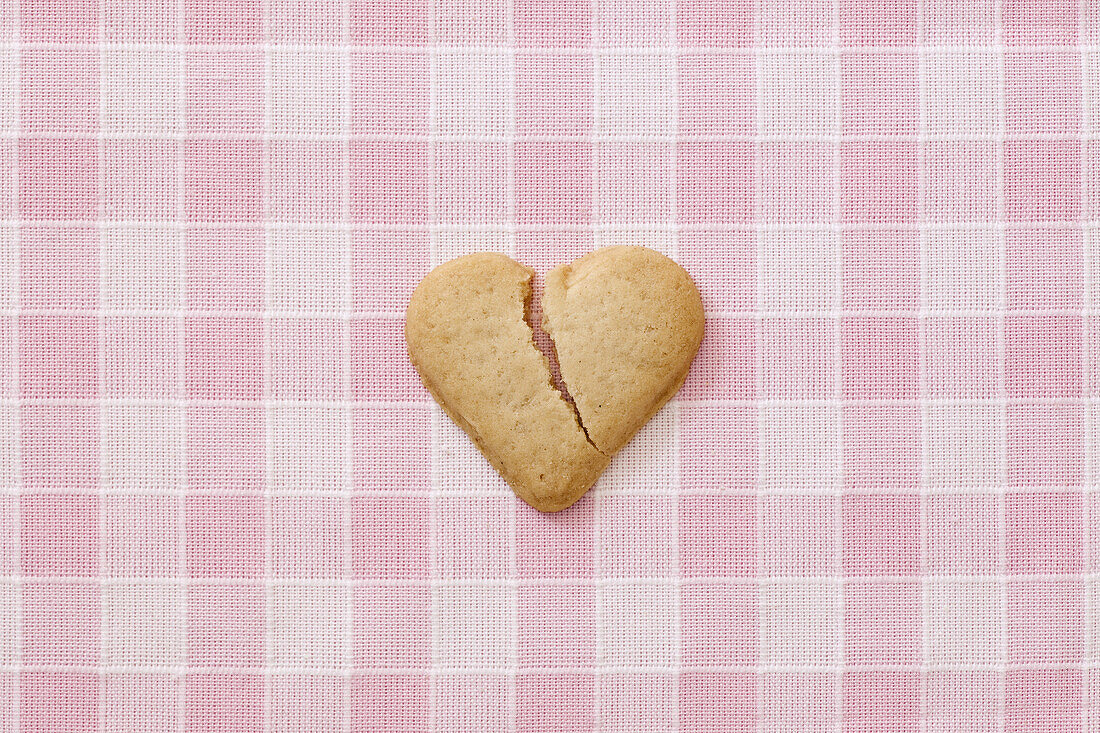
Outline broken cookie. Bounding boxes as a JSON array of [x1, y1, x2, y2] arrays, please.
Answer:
[[405, 246, 705, 512]]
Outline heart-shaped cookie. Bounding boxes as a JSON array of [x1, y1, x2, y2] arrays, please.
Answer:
[[405, 246, 704, 512]]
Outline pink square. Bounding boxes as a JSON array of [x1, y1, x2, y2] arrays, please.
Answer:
[[764, 672, 838, 730], [602, 674, 676, 730], [925, 317, 1000, 398], [515, 0, 591, 47], [1005, 670, 1082, 732], [1088, 143, 1100, 221], [760, 0, 834, 45], [185, 675, 264, 733], [353, 406, 429, 492], [680, 494, 758, 577], [270, 319, 348, 399], [22, 405, 98, 490], [843, 230, 919, 311], [353, 230, 429, 315], [679, 53, 755, 136], [350, 142, 430, 224], [106, 495, 181, 576], [928, 494, 1000, 574], [842, 495, 921, 576], [351, 52, 429, 134], [517, 584, 595, 666], [677, 142, 756, 224], [515, 142, 592, 225], [1006, 228, 1083, 309], [273, 496, 344, 578], [185, 228, 263, 311], [435, 495, 513, 578], [1007, 403, 1084, 488], [184, 140, 262, 222], [183, 0, 262, 42], [599, 495, 674, 577], [1006, 315, 1083, 398], [1006, 52, 1082, 135], [841, 53, 918, 135], [925, 0, 996, 42], [185, 495, 264, 578], [762, 318, 836, 398], [760, 142, 836, 223], [270, 676, 344, 733], [105, 0, 177, 41], [350, 497, 428, 579], [435, 142, 509, 224], [595, 142, 671, 224], [924, 141, 998, 222], [517, 496, 593, 577], [23, 581, 99, 665], [677, 0, 756, 47], [354, 585, 430, 668], [184, 317, 263, 399], [839, 0, 918, 45], [1003, 0, 1079, 45], [0, 319, 11, 397], [681, 318, 758, 400], [350, 0, 429, 44], [20, 315, 98, 398], [840, 317, 919, 399], [106, 674, 180, 732], [19, 0, 98, 41], [680, 405, 757, 491], [845, 581, 920, 665], [269, 141, 346, 223], [682, 583, 758, 666], [843, 406, 921, 490], [21, 672, 100, 733], [593, 0, 670, 45], [516, 674, 594, 732], [351, 318, 422, 401], [350, 675, 429, 732], [840, 142, 918, 223], [843, 672, 921, 733], [928, 670, 1000, 732], [20, 226, 98, 309], [21, 494, 100, 577], [187, 407, 265, 493], [0, 496, 13, 576], [1006, 492, 1083, 574], [19, 139, 99, 220], [105, 140, 180, 221], [185, 50, 264, 133], [188, 584, 264, 667], [1008, 579, 1084, 665], [680, 672, 757, 733], [516, 54, 592, 136], [0, 142, 12, 218], [763, 495, 837, 576], [105, 316, 179, 397], [21, 50, 98, 133], [1005, 140, 1082, 222], [679, 230, 756, 313]]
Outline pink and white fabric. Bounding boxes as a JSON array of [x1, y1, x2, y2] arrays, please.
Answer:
[[2, 0, 1098, 730]]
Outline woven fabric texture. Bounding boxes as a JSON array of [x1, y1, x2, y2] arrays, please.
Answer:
[[2, 0, 1099, 730]]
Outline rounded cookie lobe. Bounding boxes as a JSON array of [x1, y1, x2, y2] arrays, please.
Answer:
[[405, 252, 609, 512], [541, 245, 705, 456]]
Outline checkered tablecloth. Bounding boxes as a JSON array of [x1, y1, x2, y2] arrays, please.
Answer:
[[2, 0, 1098, 730]]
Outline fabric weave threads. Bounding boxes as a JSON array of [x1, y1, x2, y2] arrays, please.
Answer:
[[2, 0, 1098, 730]]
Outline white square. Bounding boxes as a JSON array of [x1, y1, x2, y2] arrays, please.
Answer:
[[926, 405, 1004, 489], [1090, 405, 1100, 487], [761, 230, 839, 312], [433, 405, 510, 494], [103, 227, 182, 311], [270, 0, 343, 44], [762, 671, 836, 733], [925, 51, 1001, 136], [598, 496, 676, 578], [103, 405, 183, 492], [594, 230, 676, 258], [924, 228, 1004, 311], [435, 675, 511, 732], [271, 584, 348, 667], [761, 405, 840, 492], [927, 579, 1005, 663], [598, 583, 678, 667], [104, 582, 184, 666], [268, 229, 350, 313], [272, 496, 344, 578], [435, 583, 515, 668], [433, 230, 514, 269], [105, 674, 179, 733], [599, 403, 676, 493], [272, 406, 348, 493], [0, 406, 17, 489], [0, 582, 14, 664], [435, 496, 513, 579], [271, 675, 344, 733], [435, 52, 514, 136], [600, 674, 676, 732], [0, 227, 14, 311], [1086, 228, 1100, 312], [761, 580, 840, 664], [0, 51, 14, 133], [1088, 578, 1100, 663], [596, 53, 675, 135], [760, 53, 839, 135], [104, 49, 181, 134], [1085, 53, 1100, 135], [269, 49, 349, 134]]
